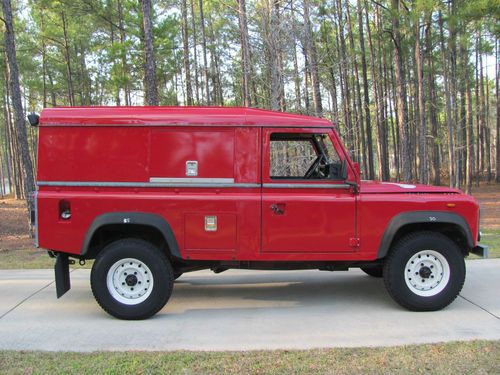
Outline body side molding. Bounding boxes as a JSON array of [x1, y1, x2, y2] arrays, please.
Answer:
[[81, 212, 181, 259], [377, 211, 473, 259]]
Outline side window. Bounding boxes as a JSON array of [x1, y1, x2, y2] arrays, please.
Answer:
[[270, 133, 343, 180], [270, 139, 317, 178]]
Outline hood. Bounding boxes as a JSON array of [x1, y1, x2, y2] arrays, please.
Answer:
[[360, 180, 462, 194]]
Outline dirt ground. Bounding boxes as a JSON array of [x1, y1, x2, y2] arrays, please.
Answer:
[[0, 182, 498, 253], [470, 183, 500, 230], [0, 199, 32, 251]]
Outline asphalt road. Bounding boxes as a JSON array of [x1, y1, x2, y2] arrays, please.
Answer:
[[1, 259, 499, 352]]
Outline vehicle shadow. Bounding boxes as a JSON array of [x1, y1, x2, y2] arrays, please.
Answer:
[[163, 271, 395, 317]]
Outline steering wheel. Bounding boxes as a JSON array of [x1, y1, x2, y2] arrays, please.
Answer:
[[304, 154, 326, 179]]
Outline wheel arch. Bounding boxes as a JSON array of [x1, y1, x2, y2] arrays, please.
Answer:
[[377, 211, 473, 259], [81, 212, 181, 260]]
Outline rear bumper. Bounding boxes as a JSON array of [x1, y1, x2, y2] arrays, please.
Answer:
[[471, 244, 489, 258]]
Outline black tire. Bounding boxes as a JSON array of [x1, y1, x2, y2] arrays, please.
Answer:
[[174, 271, 183, 280], [383, 231, 465, 311], [91, 238, 174, 320], [361, 266, 383, 278]]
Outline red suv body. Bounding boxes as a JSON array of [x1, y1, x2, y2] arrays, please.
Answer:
[[31, 106, 487, 319]]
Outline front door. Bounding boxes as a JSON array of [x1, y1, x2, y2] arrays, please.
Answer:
[[261, 127, 357, 253]]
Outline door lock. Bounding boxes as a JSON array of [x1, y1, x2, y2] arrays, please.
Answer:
[[270, 203, 285, 215]]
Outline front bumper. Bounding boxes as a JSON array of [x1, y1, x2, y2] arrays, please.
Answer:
[[471, 244, 489, 258]]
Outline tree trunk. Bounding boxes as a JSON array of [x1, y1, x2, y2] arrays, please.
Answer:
[[365, 3, 388, 180], [181, 0, 193, 105], [376, 6, 390, 180], [118, 0, 131, 106], [475, 33, 481, 186], [480, 47, 491, 182], [303, 0, 322, 116], [465, 55, 474, 194], [61, 11, 75, 106], [198, 0, 210, 105], [415, 17, 427, 184], [2, 0, 36, 206], [425, 16, 440, 185], [190, 0, 200, 104], [335, 0, 353, 152], [358, 1, 374, 180], [266, 0, 283, 111], [496, 38, 500, 183], [345, 2, 365, 168], [479, 36, 485, 182], [438, 11, 455, 188], [140, 0, 159, 105], [207, 13, 223, 105], [302, 45, 311, 113], [237, 0, 253, 107], [39, 7, 48, 107], [449, 1, 459, 187], [391, 0, 411, 181], [0, 149, 4, 197]]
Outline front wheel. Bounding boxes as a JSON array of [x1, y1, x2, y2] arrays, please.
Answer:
[[383, 232, 465, 311], [91, 238, 174, 320]]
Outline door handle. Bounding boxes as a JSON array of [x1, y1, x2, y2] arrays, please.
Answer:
[[270, 203, 285, 215]]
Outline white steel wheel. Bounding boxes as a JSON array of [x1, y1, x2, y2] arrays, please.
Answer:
[[404, 250, 450, 297], [383, 231, 466, 312], [106, 258, 154, 305], [91, 238, 174, 320]]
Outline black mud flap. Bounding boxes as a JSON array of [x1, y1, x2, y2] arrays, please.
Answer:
[[55, 253, 71, 298]]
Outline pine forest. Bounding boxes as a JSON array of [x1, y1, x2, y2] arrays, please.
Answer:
[[0, 0, 498, 201]]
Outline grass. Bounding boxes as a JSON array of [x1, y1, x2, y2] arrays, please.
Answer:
[[0, 340, 498, 375], [477, 229, 500, 258], [0, 248, 92, 269], [467, 229, 500, 259]]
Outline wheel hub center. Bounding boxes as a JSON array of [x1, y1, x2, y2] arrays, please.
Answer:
[[125, 274, 138, 286], [419, 266, 432, 279]]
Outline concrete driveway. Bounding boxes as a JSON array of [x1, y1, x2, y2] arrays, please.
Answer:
[[0, 259, 499, 352]]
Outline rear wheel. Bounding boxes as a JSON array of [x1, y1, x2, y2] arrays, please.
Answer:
[[91, 238, 174, 320], [383, 231, 465, 311], [361, 266, 383, 278]]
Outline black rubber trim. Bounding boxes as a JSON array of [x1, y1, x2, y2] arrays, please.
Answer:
[[377, 211, 473, 259], [81, 212, 181, 259]]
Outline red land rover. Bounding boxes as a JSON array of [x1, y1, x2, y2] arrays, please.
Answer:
[[29, 106, 487, 320]]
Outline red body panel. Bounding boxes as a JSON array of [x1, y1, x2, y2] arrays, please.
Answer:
[[150, 129, 235, 179], [37, 127, 150, 182], [35, 106, 480, 263]]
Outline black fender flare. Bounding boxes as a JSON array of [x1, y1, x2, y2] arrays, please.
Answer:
[[81, 212, 181, 258], [376, 211, 473, 259]]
